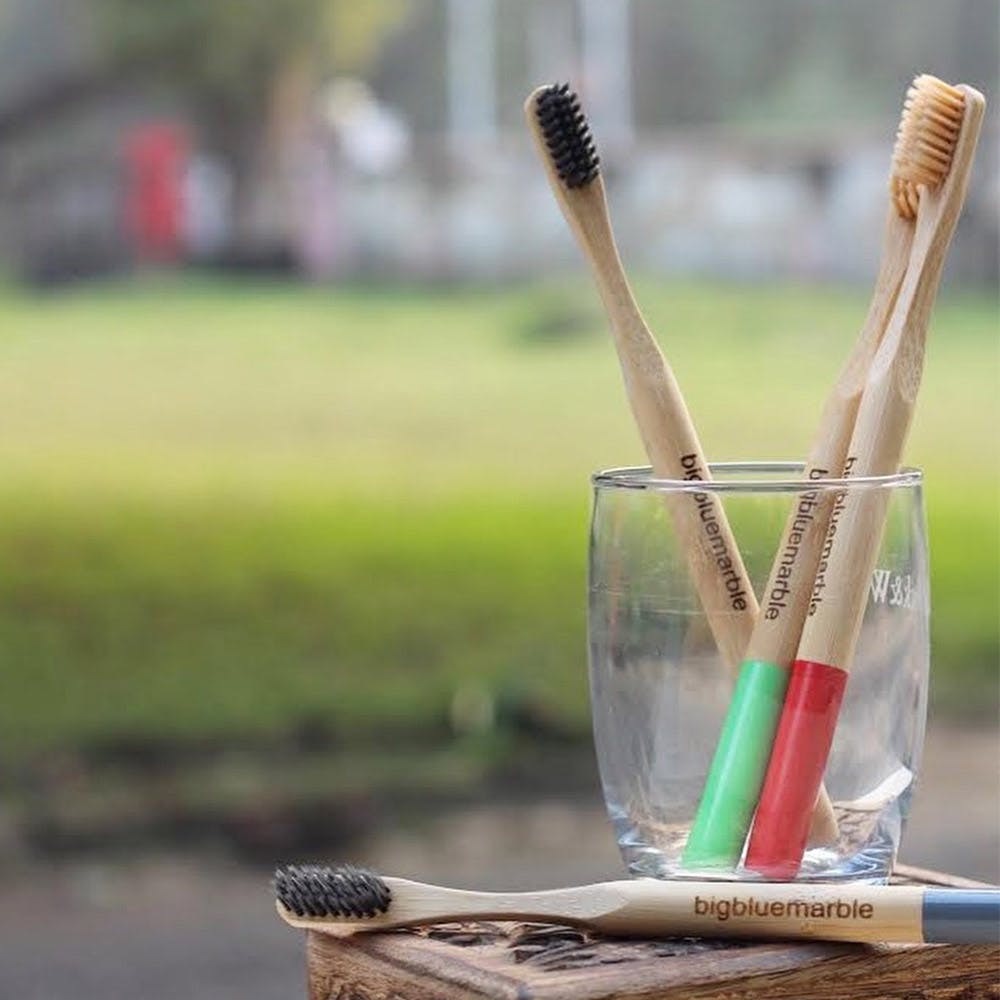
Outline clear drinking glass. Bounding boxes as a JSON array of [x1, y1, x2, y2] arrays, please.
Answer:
[[588, 463, 929, 883]]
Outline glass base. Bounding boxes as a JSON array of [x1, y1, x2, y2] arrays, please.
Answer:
[[610, 806, 899, 885]]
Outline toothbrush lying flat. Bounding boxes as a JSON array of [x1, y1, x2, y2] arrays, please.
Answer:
[[681, 81, 926, 872], [524, 83, 756, 671], [274, 863, 1000, 945], [746, 77, 986, 879]]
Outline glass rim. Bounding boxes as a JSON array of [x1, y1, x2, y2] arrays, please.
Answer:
[[591, 461, 923, 494]]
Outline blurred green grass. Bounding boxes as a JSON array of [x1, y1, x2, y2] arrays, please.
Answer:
[[0, 276, 996, 764]]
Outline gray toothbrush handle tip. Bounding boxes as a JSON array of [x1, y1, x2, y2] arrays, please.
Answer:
[[923, 888, 1000, 944]]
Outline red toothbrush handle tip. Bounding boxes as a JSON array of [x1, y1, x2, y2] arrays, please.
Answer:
[[745, 659, 847, 878]]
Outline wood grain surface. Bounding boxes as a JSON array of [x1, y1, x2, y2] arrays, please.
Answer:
[[305, 865, 1000, 999]]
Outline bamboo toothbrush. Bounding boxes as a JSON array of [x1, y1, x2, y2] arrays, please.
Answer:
[[745, 77, 986, 879], [681, 85, 926, 872], [274, 863, 1000, 945], [525, 82, 756, 670]]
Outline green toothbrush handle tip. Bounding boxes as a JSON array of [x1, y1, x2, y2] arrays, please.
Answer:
[[681, 659, 789, 870]]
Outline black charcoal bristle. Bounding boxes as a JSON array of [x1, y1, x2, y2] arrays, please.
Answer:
[[534, 82, 600, 188], [274, 863, 392, 919]]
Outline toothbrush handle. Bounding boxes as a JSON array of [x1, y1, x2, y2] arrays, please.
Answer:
[[923, 889, 1000, 944], [599, 879, 933, 943], [744, 659, 847, 878], [681, 659, 788, 869]]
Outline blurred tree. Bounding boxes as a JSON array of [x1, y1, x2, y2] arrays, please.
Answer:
[[95, 0, 409, 246], [629, 0, 997, 130], [324, 0, 410, 71]]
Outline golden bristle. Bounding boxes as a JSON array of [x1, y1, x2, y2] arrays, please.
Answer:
[[890, 74, 965, 218]]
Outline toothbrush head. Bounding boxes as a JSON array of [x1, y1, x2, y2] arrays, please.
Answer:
[[890, 74, 966, 218], [274, 863, 391, 920], [530, 82, 601, 190]]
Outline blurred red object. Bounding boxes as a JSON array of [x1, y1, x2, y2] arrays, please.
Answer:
[[124, 122, 188, 263]]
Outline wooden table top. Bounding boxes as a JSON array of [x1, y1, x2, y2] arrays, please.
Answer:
[[304, 865, 1000, 1000]]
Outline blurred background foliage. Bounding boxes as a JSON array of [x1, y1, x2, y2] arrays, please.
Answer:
[[0, 278, 994, 860], [93, 0, 410, 182], [0, 0, 996, 874]]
